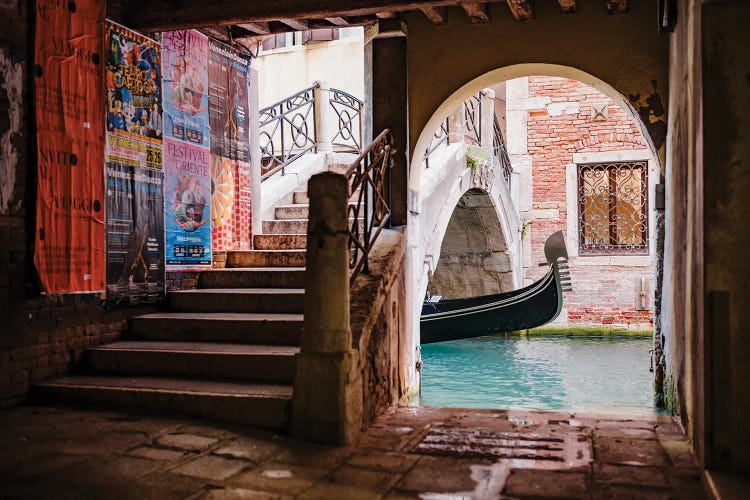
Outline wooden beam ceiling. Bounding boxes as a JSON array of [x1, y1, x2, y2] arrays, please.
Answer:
[[557, 0, 577, 14], [124, 0, 504, 31], [605, 0, 627, 14], [324, 16, 351, 26], [420, 6, 447, 24], [462, 3, 490, 23], [278, 18, 310, 31], [237, 22, 271, 35], [506, 0, 533, 21]]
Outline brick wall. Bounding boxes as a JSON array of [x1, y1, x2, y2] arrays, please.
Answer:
[[520, 76, 653, 331]]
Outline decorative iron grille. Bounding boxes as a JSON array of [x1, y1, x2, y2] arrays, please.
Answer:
[[329, 88, 363, 153], [259, 86, 317, 180], [347, 129, 393, 283], [578, 161, 648, 255], [493, 115, 512, 188], [423, 117, 450, 169]]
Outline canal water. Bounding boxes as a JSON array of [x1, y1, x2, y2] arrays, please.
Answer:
[[420, 335, 660, 415]]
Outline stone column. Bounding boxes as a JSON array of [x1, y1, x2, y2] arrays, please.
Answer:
[[480, 88, 496, 158], [313, 81, 333, 153], [366, 20, 408, 226], [248, 67, 263, 239], [292, 172, 362, 445]]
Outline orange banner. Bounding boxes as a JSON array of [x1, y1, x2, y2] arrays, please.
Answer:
[[34, 0, 106, 293]]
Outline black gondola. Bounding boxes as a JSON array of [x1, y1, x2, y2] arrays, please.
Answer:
[[420, 231, 572, 344]]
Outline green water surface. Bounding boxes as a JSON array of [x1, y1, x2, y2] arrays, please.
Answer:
[[420, 336, 661, 415]]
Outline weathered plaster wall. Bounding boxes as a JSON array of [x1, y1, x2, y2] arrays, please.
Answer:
[[428, 189, 515, 299], [702, 0, 750, 474], [406, 0, 669, 181]]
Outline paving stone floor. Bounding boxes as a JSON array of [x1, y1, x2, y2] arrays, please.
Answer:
[[0, 405, 706, 499]]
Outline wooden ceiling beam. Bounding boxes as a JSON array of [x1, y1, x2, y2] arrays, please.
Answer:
[[375, 11, 397, 18], [420, 6, 446, 24], [605, 0, 627, 14], [236, 21, 271, 35], [278, 18, 310, 31], [324, 16, 350, 26], [506, 0, 533, 21], [557, 0, 577, 14], [462, 3, 490, 23], [122, 0, 504, 31]]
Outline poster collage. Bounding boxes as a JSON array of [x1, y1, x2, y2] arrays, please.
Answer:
[[34, 4, 252, 304]]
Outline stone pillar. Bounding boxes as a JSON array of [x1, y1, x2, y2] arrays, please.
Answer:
[[480, 88, 495, 157], [292, 172, 362, 445], [366, 21, 408, 226], [248, 67, 262, 240], [448, 106, 464, 145], [313, 81, 333, 153]]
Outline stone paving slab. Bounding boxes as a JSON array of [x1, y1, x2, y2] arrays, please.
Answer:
[[0, 404, 707, 499]]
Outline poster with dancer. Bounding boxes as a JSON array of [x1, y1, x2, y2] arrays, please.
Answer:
[[162, 30, 210, 148], [34, 0, 106, 293], [208, 40, 250, 161], [104, 21, 162, 169], [164, 138, 212, 268], [105, 161, 165, 305]]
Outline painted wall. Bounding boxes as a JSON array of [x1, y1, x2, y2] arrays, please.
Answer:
[[506, 76, 657, 331], [253, 31, 365, 108]]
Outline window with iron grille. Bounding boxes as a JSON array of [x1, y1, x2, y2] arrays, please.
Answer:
[[578, 161, 648, 255]]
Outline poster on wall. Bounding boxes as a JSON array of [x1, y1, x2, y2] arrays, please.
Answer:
[[104, 21, 163, 168], [164, 138, 212, 267], [210, 156, 252, 251], [105, 161, 165, 305], [208, 40, 250, 161], [34, 0, 106, 293], [162, 30, 210, 148]]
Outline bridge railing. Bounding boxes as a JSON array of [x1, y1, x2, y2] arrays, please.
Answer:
[[259, 83, 364, 181], [423, 89, 512, 189]]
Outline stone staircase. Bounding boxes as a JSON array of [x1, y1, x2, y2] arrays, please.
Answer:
[[35, 188, 313, 431]]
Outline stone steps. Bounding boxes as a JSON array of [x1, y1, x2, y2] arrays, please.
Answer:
[[274, 202, 361, 221], [253, 234, 307, 250], [168, 288, 304, 314], [226, 250, 306, 268], [263, 218, 363, 235], [131, 312, 303, 345], [34, 375, 292, 430], [82, 341, 298, 383], [197, 267, 306, 289]]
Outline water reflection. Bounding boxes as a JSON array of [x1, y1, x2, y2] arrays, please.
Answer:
[[420, 336, 659, 415]]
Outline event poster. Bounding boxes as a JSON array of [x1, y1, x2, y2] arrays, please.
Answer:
[[34, 0, 106, 293], [105, 21, 163, 168], [164, 138, 212, 267], [210, 156, 252, 251], [208, 40, 250, 161], [105, 161, 165, 305], [162, 30, 210, 148]]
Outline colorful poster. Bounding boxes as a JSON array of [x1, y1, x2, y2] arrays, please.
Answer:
[[208, 40, 250, 161], [34, 0, 105, 293], [164, 138, 212, 267], [162, 30, 210, 147], [105, 21, 163, 168], [105, 161, 165, 305], [211, 156, 252, 251]]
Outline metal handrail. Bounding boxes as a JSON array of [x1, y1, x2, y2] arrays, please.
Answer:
[[329, 88, 364, 153], [493, 115, 513, 189], [259, 85, 318, 180], [346, 129, 394, 283], [424, 117, 449, 169], [463, 93, 482, 145]]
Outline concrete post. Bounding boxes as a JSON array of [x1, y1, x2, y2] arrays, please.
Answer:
[[480, 88, 495, 158], [313, 81, 333, 153], [292, 172, 362, 445]]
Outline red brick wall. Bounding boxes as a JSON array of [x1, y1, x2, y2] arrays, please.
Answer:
[[524, 76, 653, 330]]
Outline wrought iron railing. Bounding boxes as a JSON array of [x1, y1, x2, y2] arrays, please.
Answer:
[[424, 117, 449, 169], [463, 93, 482, 146], [329, 88, 363, 153], [493, 115, 512, 188], [346, 129, 394, 283], [259, 85, 317, 180]]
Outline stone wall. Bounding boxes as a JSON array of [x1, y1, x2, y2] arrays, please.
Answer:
[[508, 76, 656, 332]]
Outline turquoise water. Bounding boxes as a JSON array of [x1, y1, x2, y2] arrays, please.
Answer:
[[420, 336, 661, 415]]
